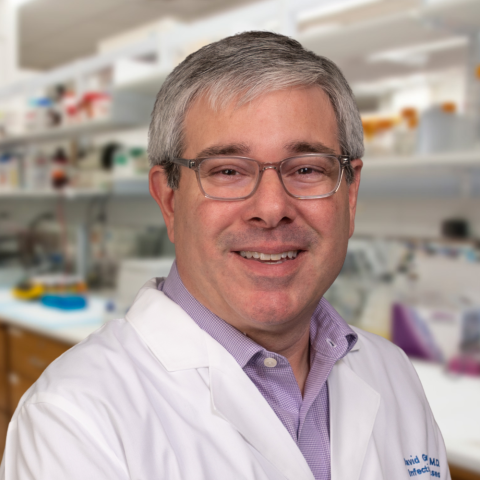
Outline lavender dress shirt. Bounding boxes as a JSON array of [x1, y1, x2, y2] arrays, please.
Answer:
[[158, 261, 357, 480]]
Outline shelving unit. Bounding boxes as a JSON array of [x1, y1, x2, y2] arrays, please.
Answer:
[[113, 176, 149, 196], [0, 0, 477, 151], [0, 176, 150, 199], [0, 36, 159, 102], [299, 0, 480, 87], [0, 0, 476, 208], [365, 150, 480, 170], [0, 188, 109, 199], [360, 150, 480, 199], [113, 68, 170, 96], [0, 90, 155, 149], [83, 0, 479, 97]]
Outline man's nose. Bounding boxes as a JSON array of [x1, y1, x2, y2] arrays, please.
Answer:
[[245, 168, 295, 228]]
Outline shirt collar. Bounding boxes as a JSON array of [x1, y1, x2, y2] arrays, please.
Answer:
[[159, 260, 357, 367]]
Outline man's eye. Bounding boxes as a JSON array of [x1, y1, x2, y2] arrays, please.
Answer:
[[219, 169, 237, 176], [296, 167, 323, 175]]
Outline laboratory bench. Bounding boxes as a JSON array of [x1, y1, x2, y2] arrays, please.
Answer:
[[0, 292, 478, 480], [412, 360, 480, 480]]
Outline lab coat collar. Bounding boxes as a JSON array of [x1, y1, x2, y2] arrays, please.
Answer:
[[351, 337, 361, 352], [126, 278, 209, 370]]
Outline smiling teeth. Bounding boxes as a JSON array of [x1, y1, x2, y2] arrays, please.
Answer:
[[240, 251, 298, 261]]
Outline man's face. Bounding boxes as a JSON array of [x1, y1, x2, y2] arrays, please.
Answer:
[[150, 86, 362, 336]]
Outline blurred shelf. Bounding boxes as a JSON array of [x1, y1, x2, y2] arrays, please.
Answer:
[[300, 11, 444, 67], [423, 0, 480, 30], [299, 7, 466, 85], [0, 177, 150, 199], [112, 176, 149, 196], [113, 69, 170, 96], [0, 120, 133, 149], [360, 150, 480, 199], [0, 0, 476, 108], [0, 188, 109, 199], [364, 150, 480, 170], [0, 91, 155, 149], [0, 37, 158, 101], [297, 0, 480, 88]]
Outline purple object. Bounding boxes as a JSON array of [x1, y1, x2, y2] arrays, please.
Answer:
[[159, 261, 357, 480], [392, 303, 443, 362], [448, 355, 480, 376]]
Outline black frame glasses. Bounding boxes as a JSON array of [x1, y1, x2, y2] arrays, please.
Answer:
[[171, 154, 351, 201]]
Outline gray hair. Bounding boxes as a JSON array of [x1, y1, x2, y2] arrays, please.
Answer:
[[148, 31, 364, 188]]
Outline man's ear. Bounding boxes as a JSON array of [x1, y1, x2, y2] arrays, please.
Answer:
[[149, 165, 175, 243], [348, 158, 363, 239]]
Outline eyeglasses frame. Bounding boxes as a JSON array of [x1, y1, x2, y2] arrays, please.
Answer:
[[171, 153, 352, 201]]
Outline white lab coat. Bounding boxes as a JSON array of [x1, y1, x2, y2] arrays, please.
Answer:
[[1, 278, 450, 480]]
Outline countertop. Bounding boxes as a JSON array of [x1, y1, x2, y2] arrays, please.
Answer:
[[0, 289, 106, 344], [412, 360, 480, 474]]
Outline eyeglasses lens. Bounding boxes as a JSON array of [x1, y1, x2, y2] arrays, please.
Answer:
[[280, 155, 340, 198], [198, 157, 258, 199], [198, 156, 340, 199]]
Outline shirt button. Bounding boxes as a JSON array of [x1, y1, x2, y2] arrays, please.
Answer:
[[264, 357, 278, 368]]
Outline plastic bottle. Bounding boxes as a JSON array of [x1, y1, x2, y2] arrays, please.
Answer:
[[0, 153, 19, 191], [394, 107, 418, 155], [51, 148, 69, 189]]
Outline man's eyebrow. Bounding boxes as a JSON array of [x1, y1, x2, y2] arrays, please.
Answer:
[[195, 143, 250, 159], [284, 141, 338, 156]]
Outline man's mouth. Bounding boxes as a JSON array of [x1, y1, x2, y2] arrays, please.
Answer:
[[237, 250, 300, 264]]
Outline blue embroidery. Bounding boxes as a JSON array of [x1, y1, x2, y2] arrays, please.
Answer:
[[404, 454, 440, 477]]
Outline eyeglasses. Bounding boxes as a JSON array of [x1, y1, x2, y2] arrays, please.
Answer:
[[171, 154, 351, 201]]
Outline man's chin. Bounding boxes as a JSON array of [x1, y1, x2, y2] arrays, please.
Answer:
[[228, 291, 309, 327]]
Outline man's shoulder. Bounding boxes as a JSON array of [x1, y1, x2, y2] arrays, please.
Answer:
[[18, 318, 152, 411], [351, 325, 408, 361], [6, 319, 161, 478], [346, 326, 425, 397]]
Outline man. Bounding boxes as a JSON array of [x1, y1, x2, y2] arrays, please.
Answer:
[[1, 32, 449, 480]]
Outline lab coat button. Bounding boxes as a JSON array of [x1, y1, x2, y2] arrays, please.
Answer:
[[264, 357, 277, 367]]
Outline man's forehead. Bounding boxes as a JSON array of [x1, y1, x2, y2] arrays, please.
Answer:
[[183, 86, 340, 158], [194, 141, 338, 160]]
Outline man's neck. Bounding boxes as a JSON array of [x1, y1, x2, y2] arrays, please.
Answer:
[[244, 322, 311, 395]]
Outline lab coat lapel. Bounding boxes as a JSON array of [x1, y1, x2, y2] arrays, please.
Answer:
[[206, 333, 315, 480], [328, 357, 380, 480], [126, 281, 209, 371]]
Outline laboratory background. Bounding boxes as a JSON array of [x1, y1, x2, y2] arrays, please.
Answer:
[[0, 0, 479, 477]]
